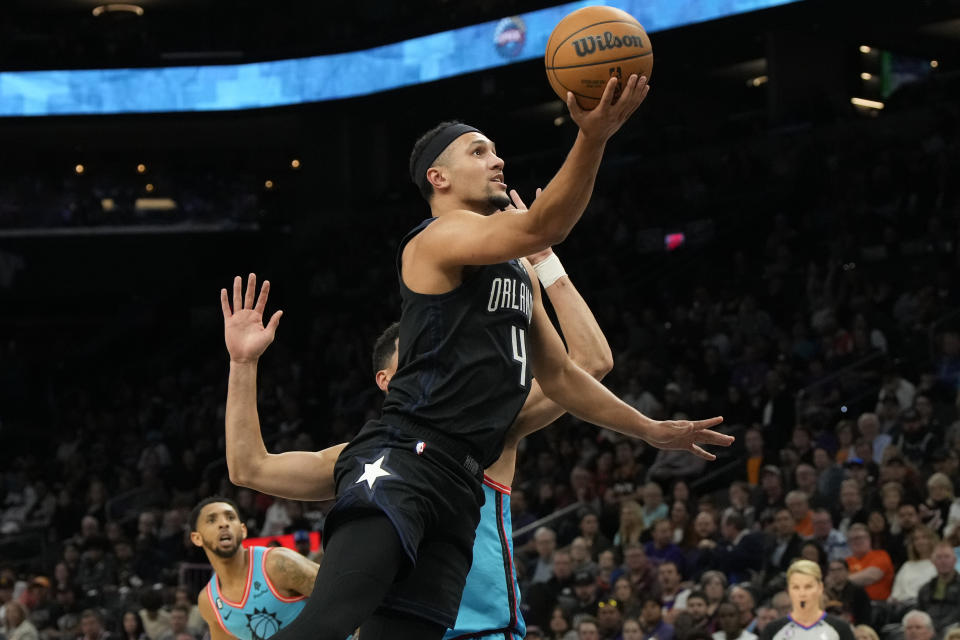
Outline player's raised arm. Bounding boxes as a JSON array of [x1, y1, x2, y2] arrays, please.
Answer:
[[408, 75, 650, 271], [221, 274, 346, 501], [522, 262, 733, 459], [500, 189, 613, 442]]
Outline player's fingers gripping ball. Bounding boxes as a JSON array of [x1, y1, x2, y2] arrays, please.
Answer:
[[545, 5, 653, 110]]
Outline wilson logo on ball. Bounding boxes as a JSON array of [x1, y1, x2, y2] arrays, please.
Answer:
[[571, 31, 646, 57]]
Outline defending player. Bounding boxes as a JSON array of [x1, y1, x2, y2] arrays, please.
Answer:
[[222, 73, 731, 639], [190, 497, 320, 640]]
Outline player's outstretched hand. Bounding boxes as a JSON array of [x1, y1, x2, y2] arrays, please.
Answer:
[[567, 74, 650, 143], [220, 273, 283, 364], [644, 416, 733, 461]]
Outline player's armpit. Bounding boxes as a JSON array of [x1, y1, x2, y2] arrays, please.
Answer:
[[198, 590, 238, 640], [230, 443, 347, 502], [264, 547, 320, 597]]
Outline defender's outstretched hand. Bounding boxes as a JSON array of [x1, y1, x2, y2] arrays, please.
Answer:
[[644, 416, 732, 461], [567, 74, 650, 143], [506, 187, 555, 266], [220, 274, 283, 364]]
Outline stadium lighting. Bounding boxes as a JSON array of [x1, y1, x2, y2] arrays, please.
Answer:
[[92, 4, 144, 17], [851, 97, 884, 110], [860, 72, 872, 80], [290, 159, 301, 169], [75, 164, 85, 175], [859, 45, 871, 53], [931, 60, 939, 68], [747, 75, 768, 87], [137, 163, 147, 174], [265, 180, 275, 189]]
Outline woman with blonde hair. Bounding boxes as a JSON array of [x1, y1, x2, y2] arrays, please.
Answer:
[[923, 472, 960, 539], [613, 499, 644, 551], [853, 625, 880, 640], [889, 525, 938, 605], [762, 560, 855, 640]]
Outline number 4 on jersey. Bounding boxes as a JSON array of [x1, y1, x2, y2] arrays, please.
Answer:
[[511, 326, 527, 388]]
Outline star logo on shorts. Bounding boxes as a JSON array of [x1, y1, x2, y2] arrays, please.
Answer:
[[355, 455, 392, 490]]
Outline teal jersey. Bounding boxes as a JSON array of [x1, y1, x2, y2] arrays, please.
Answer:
[[445, 476, 525, 639], [205, 546, 307, 640]]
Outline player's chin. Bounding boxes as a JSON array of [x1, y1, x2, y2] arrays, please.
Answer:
[[211, 540, 240, 558], [489, 191, 512, 210]]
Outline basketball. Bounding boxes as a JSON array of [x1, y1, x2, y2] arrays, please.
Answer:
[[544, 5, 653, 110]]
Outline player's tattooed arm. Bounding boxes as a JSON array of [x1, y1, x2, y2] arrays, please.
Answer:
[[265, 547, 320, 597], [197, 589, 239, 640]]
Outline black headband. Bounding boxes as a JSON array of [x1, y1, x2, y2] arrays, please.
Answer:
[[410, 123, 480, 185]]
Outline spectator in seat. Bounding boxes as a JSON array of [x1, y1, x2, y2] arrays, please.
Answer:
[[835, 480, 868, 535], [712, 602, 756, 640], [901, 610, 935, 640], [811, 509, 851, 562], [768, 509, 804, 577], [888, 502, 921, 569], [530, 527, 559, 585], [922, 473, 960, 540], [824, 560, 871, 626], [844, 524, 895, 601], [785, 491, 814, 538], [4, 601, 39, 640], [647, 520, 687, 577], [889, 525, 937, 606], [917, 542, 960, 633], [700, 513, 766, 585]]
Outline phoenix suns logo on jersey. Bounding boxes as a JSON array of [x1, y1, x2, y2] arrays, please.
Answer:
[[246, 608, 281, 640]]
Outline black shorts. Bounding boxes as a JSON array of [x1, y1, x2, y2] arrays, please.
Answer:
[[323, 418, 486, 629]]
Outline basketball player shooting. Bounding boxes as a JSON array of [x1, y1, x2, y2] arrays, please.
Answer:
[[221, 73, 732, 640], [223, 198, 613, 640]]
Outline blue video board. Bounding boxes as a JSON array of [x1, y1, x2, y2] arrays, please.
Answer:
[[0, 0, 798, 117]]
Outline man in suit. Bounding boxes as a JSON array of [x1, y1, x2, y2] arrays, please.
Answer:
[[697, 512, 766, 584]]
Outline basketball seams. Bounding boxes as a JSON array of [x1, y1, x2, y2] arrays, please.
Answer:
[[547, 19, 646, 69]]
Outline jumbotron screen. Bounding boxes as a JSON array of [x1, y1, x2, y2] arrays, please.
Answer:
[[0, 0, 799, 117]]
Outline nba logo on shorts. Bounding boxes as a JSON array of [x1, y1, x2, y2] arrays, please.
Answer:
[[415, 441, 426, 455]]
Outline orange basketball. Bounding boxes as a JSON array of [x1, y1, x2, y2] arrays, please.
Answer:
[[545, 6, 653, 110]]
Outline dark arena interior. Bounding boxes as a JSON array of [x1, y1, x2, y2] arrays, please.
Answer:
[[2, 0, 960, 639]]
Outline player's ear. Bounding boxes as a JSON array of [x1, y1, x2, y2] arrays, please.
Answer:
[[426, 166, 449, 193], [189, 531, 203, 548], [239, 523, 248, 541], [375, 369, 390, 392]]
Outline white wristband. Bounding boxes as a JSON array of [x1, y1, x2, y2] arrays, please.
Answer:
[[532, 253, 567, 288]]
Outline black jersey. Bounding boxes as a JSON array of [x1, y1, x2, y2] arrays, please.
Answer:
[[760, 614, 855, 640], [381, 217, 534, 467]]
